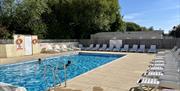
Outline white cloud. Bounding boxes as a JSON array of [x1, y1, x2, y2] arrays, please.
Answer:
[[124, 13, 143, 20]]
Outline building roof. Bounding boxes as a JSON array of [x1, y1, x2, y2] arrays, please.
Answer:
[[91, 31, 164, 39]]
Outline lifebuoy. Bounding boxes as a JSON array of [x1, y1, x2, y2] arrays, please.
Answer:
[[32, 39, 38, 44], [16, 39, 23, 45]]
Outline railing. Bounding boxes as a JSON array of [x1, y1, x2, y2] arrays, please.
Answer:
[[0, 39, 14, 44], [42, 61, 69, 91]]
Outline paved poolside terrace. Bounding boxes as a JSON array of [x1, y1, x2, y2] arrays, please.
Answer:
[[0, 51, 155, 91]]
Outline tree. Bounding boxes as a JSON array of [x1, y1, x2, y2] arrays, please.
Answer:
[[0, 0, 123, 39], [0, 0, 50, 38], [0, 24, 11, 39], [169, 24, 180, 38], [43, 0, 122, 39], [148, 26, 154, 31], [125, 22, 141, 31]]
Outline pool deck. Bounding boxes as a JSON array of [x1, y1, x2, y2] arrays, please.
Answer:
[[0, 51, 155, 91], [52, 51, 155, 91]]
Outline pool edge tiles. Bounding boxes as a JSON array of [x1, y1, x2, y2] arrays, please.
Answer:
[[79, 52, 125, 57]]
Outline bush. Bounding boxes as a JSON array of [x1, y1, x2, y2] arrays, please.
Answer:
[[0, 25, 12, 39]]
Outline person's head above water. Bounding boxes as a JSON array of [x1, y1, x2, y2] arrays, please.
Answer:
[[67, 60, 71, 64], [38, 58, 42, 61], [65, 60, 71, 67], [38, 58, 42, 64]]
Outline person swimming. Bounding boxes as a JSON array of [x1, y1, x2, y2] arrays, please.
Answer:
[[65, 60, 71, 67], [38, 58, 42, 64]]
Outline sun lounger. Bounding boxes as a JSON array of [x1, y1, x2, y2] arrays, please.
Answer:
[[137, 77, 159, 91], [106, 45, 114, 51], [91, 44, 100, 51], [113, 45, 122, 52], [142, 71, 164, 78], [78, 44, 86, 50], [129, 44, 138, 52], [143, 70, 179, 78], [148, 45, 157, 53], [69, 45, 80, 51], [43, 45, 60, 53], [99, 44, 107, 51], [61, 44, 73, 51], [137, 77, 180, 90], [137, 46, 180, 91], [148, 66, 164, 71], [121, 44, 129, 52], [137, 45, 145, 53], [86, 44, 94, 50]]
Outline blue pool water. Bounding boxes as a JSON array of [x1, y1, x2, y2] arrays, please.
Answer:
[[0, 52, 123, 91]]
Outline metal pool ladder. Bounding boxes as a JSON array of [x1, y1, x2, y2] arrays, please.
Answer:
[[43, 63, 68, 90]]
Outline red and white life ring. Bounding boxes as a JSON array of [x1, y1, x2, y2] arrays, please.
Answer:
[[32, 39, 38, 44], [16, 39, 23, 45]]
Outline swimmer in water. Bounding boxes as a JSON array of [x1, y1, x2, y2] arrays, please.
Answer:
[[38, 58, 42, 64], [65, 60, 71, 67]]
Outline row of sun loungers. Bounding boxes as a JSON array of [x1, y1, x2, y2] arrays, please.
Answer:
[[79, 44, 157, 53], [41, 44, 80, 53], [137, 46, 180, 91]]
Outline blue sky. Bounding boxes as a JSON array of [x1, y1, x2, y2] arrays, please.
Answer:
[[119, 0, 180, 33]]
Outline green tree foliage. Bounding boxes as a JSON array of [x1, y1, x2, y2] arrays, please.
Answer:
[[0, 24, 11, 39], [0, 0, 122, 39], [0, 0, 50, 38], [43, 0, 122, 39], [148, 26, 154, 31], [169, 24, 180, 38], [125, 22, 142, 31]]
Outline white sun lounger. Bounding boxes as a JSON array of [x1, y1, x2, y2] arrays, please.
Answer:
[[91, 44, 100, 51], [148, 67, 164, 71], [121, 44, 129, 52], [143, 71, 164, 77], [129, 44, 138, 52], [137, 45, 145, 53], [137, 77, 159, 91], [78, 44, 86, 50], [149, 63, 165, 67], [138, 77, 180, 90], [148, 45, 157, 53], [44, 45, 60, 53], [99, 44, 107, 51], [86, 44, 94, 50], [150, 60, 165, 64], [113, 45, 122, 52], [106, 45, 114, 51]]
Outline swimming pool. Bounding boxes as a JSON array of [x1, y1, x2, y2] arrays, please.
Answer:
[[0, 52, 124, 91]]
